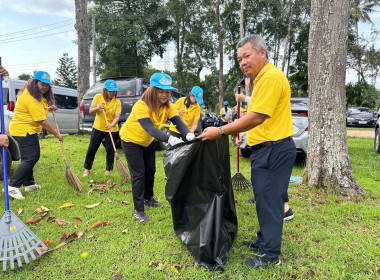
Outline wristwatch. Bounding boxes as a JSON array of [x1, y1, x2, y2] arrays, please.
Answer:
[[218, 126, 225, 136]]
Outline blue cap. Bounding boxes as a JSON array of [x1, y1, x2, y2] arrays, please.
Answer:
[[150, 72, 177, 90], [201, 104, 206, 109], [224, 101, 229, 106], [190, 86, 204, 105], [104, 79, 119, 91], [33, 71, 53, 85]]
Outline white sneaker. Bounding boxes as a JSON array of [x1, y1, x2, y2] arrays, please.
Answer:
[[83, 169, 90, 177], [24, 185, 42, 192], [2, 186, 25, 200], [105, 170, 110, 175]]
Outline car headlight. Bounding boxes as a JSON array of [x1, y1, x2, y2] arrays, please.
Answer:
[[347, 117, 354, 122]]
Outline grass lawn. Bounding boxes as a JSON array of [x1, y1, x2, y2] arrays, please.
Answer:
[[1, 134, 379, 279]]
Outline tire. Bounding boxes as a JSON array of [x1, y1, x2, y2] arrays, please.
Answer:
[[375, 128, 380, 153], [240, 148, 252, 158], [0, 148, 12, 181]]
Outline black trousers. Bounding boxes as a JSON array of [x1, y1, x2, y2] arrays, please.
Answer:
[[250, 137, 296, 261], [10, 133, 40, 188], [84, 128, 118, 171], [121, 141, 156, 212]]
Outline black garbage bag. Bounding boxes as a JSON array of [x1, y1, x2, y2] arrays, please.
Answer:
[[163, 137, 238, 272]]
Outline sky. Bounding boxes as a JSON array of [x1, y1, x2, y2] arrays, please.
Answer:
[[0, 1, 379, 88]]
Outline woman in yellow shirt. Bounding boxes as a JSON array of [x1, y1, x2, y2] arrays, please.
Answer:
[[169, 86, 203, 139], [83, 80, 121, 176], [7, 71, 63, 200], [120, 72, 194, 222]]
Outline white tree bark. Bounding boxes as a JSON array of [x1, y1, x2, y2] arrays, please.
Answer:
[[305, 0, 364, 196]]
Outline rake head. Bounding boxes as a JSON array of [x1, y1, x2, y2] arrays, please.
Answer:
[[65, 166, 84, 192], [0, 210, 48, 271], [116, 157, 130, 185], [231, 172, 252, 190]]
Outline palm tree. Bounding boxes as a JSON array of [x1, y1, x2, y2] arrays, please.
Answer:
[[350, 0, 378, 42]]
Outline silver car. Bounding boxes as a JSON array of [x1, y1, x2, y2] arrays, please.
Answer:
[[240, 97, 309, 158]]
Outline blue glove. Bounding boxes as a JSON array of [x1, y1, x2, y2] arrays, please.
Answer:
[[186, 133, 196, 141]]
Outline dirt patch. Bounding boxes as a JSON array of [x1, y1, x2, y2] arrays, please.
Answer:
[[347, 129, 374, 138]]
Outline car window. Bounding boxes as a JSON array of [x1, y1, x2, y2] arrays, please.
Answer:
[[348, 108, 372, 115], [291, 99, 308, 107], [55, 94, 78, 109], [84, 79, 137, 98]]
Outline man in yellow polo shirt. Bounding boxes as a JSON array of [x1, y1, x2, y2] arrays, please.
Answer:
[[199, 34, 296, 269]]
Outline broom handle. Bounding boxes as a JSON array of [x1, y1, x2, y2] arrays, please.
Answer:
[[52, 111, 69, 165], [0, 57, 10, 211], [236, 86, 241, 173], [102, 109, 118, 156]]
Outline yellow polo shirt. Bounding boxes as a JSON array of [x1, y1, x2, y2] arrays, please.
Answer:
[[247, 62, 293, 146], [9, 88, 49, 136], [92, 94, 122, 132], [170, 97, 201, 133], [120, 100, 178, 147]]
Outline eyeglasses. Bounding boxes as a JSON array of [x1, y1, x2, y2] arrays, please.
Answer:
[[39, 81, 50, 88]]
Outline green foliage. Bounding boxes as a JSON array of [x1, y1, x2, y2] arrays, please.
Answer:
[[90, 0, 172, 78], [17, 73, 32, 81], [1, 134, 379, 279], [54, 53, 77, 89], [346, 81, 380, 109]]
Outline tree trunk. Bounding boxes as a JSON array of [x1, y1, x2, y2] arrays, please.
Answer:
[[305, 0, 364, 197], [75, 0, 90, 132], [240, 0, 245, 39], [282, 0, 294, 72], [216, 0, 224, 109]]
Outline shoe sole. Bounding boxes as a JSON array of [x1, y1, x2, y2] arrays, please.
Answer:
[[284, 214, 294, 221]]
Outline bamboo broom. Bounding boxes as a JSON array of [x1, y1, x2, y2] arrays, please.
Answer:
[[102, 109, 130, 184], [52, 111, 84, 192]]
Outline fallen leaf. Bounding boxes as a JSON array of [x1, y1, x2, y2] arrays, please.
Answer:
[[80, 252, 89, 259], [156, 263, 164, 271], [74, 217, 82, 223], [86, 234, 94, 239], [56, 218, 70, 226], [41, 205, 51, 212], [170, 266, 179, 274], [116, 189, 131, 194], [122, 229, 128, 234], [42, 240, 54, 245], [77, 232, 85, 239], [47, 217, 56, 223], [110, 275, 123, 280], [58, 202, 75, 209], [81, 202, 101, 209], [17, 208, 23, 215], [107, 197, 112, 203], [121, 201, 130, 205], [29, 227, 36, 231], [25, 215, 43, 224], [149, 260, 159, 267], [52, 243, 66, 250], [60, 233, 68, 242], [61, 232, 78, 242], [290, 236, 297, 241], [89, 221, 112, 229]]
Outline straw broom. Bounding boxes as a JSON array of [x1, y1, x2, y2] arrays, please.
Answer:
[[102, 109, 130, 184], [52, 111, 84, 192]]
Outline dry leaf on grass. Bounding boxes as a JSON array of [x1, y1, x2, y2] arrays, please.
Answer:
[[47, 217, 70, 225], [107, 197, 112, 203], [17, 208, 23, 215], [58, 202, 75, 209], [81, 202, 101, 209], [74, 217, 82, 223], [52, 243, 66, 250], [42, 240, 54, 245], [25, 215, 43, 224], [80, 252, 89, 259], [121, 201, 130, 205], [110, 275, 123, 280], [89, 221, 112, 229], [116, 189, 132, 194]]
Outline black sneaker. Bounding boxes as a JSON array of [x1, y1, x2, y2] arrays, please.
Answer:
[[284, 208, 294, 221], [244, 255, 280, 269], [242, 240, 259, 252], [133, 210, 149, 222], [144, 197, 163, 208]]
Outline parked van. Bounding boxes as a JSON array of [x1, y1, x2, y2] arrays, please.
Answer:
[[1, 78, 79, 178]]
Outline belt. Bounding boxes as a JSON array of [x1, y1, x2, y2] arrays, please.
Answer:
[[247, 137, 291, 153]]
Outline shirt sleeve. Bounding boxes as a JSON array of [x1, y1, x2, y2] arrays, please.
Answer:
[[134, 101, 151, 120], [115, 99, 122, 114], [250, 77, 282, 117], [28, 98, 47, 122]]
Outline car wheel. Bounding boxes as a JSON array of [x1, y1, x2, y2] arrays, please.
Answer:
[[0, 148, 12, 181], [375, 128, 380, 153], [240, 148, 251, 158]]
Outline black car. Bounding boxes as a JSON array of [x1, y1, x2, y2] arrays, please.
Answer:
[[346, 107, 376, 127]]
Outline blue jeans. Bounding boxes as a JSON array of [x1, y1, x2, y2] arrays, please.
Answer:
[[9, 133, 40, 188], [250, 137, 296, 261]]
